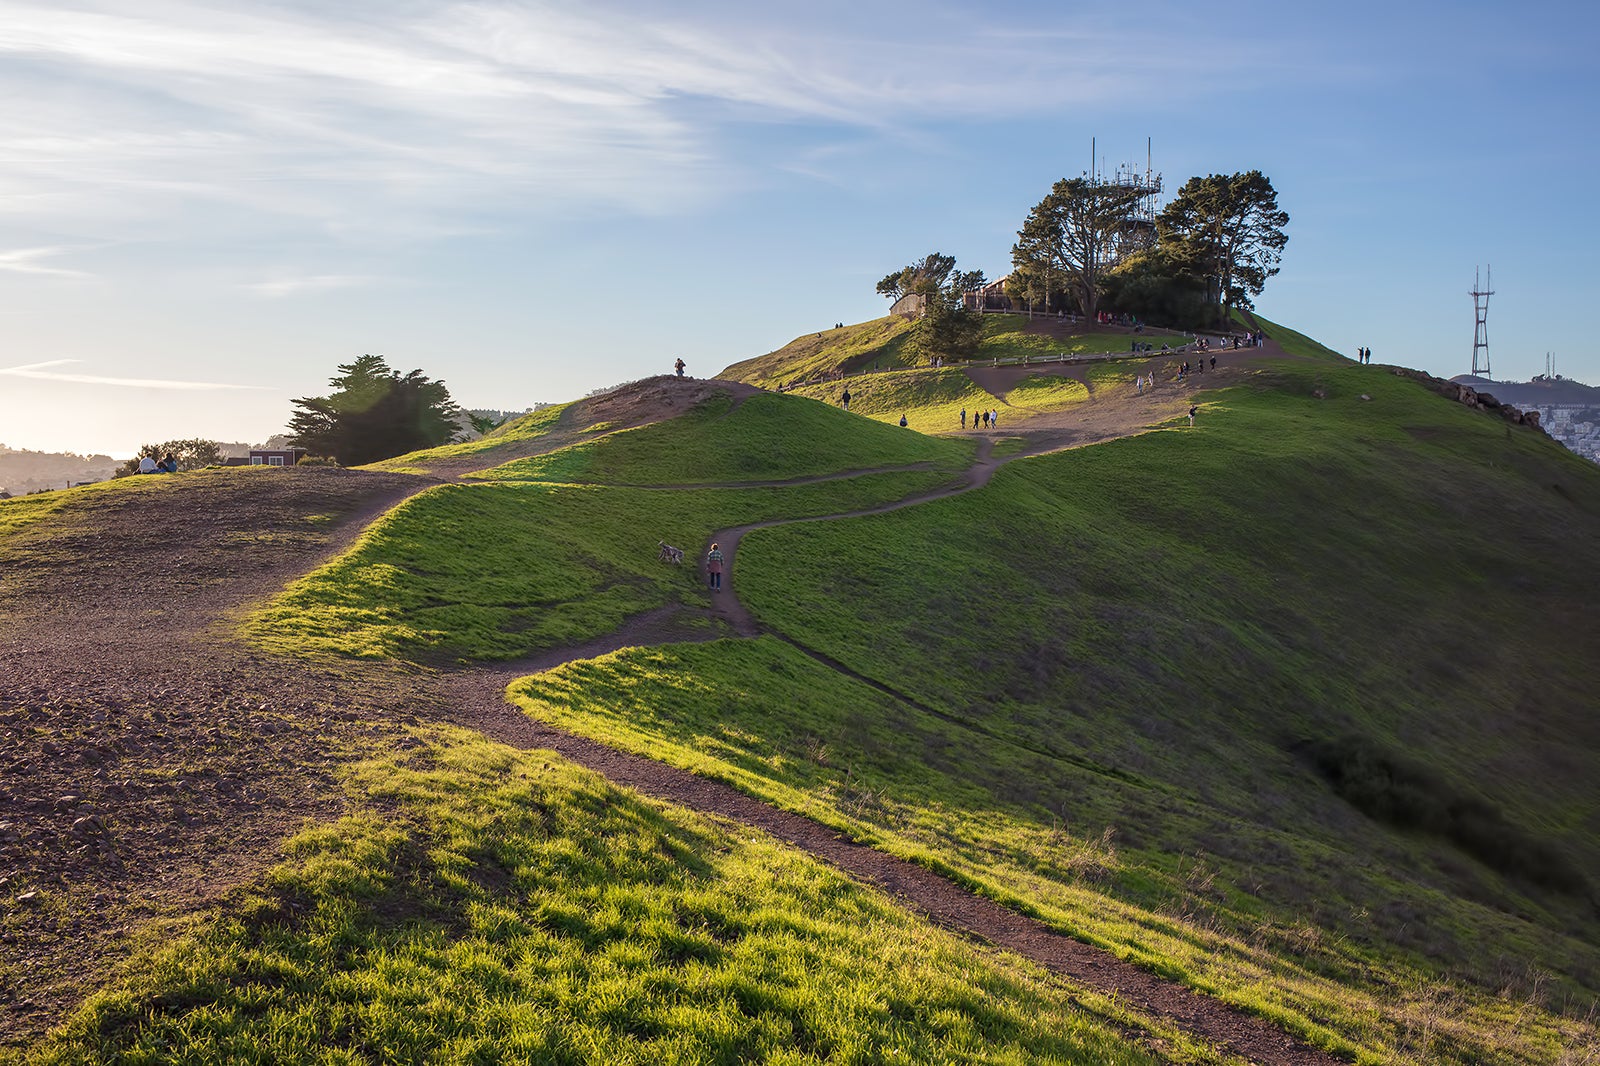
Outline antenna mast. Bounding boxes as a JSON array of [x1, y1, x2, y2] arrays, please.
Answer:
[[1469, 265, 1493, 379]]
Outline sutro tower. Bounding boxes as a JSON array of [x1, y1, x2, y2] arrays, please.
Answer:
[[1470, 265, 1493, 378]]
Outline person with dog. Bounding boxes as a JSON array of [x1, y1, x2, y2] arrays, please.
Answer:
[[706, 543, 724, 592]]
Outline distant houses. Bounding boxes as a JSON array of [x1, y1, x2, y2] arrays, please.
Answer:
[[223, 448, 309, 468]]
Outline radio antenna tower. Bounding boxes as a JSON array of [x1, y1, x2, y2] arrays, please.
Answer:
[[1470, 265, 1493, 378]]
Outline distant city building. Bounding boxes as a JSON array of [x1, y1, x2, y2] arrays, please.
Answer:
[[1452, 374, 1600, 464]]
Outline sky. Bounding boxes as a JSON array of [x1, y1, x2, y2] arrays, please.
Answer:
[[1, 0, 1596, 457]]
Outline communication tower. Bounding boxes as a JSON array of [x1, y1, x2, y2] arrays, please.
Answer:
[[1089, 136, 1163, 261], [1470, 265, 1493, 379]]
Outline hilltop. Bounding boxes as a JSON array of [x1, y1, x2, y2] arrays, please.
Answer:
[[717, 312, 1191, 391], [4, 326, 1600, 1065]]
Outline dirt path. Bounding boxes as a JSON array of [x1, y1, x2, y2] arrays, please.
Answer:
[[438, 667, 1335, 1066], [443, 341, 1342, 1065], [3, 350, 1342, 1063]]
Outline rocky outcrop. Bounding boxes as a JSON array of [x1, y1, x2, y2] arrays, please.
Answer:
[[1388, 368, 1548, 437]]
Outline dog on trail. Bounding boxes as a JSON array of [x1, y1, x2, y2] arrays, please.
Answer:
[[658, 541, 685, 565]]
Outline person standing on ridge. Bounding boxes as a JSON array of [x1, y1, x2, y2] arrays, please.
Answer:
[[706, 543, 724, 592], [674, 357, 686, 377]]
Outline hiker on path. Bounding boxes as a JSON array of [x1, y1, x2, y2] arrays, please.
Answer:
[[841, 387, 851, 411], [1209, 356, 1216, 370], [674, 357, 686, 378], [960, 408, 967, 429], [990, 410, 998, 429], [1136, 376, 1143, 395], [706, 543, 725, 592]]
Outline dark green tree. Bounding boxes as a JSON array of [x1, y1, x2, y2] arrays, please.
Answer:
[[115, 439, 225, 477], [877, 253, 985, 362], [1009, 178, 1144, 321], [1102, 246, 1211, 330], [287, 355, 463, 466], [467, 412, 504, 437], [1157, 170, 1289, 325]]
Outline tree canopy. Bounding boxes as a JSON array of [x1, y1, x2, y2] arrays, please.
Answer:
[[876, 253, 983, 307], [1157, 170, 1289, 324], [115, 439, 225, 477], [876, 252, 985, 362], [1008, 178, 1145, 321], [287, 355, 463, 466]]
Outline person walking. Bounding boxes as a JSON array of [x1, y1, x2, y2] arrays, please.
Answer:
[[960, 408, 967, 429], [841, 387, 851, 411], [706, 543, 725, 592], [674, 357, 686, 377]]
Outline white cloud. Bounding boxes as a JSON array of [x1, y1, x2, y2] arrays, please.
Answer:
[[243, 274, 387, 298], [0, 358, 270, 390], [0, 246, 92, 278]]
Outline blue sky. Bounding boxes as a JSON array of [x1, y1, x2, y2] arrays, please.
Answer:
[[1, 0, 1595, 456]]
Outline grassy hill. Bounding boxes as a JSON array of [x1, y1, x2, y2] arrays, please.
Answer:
[[719, 314, 1188, 391], [12, 328, 1600, 1064]]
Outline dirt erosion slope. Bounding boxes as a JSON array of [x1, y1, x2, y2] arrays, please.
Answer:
[[0, 467, 437, 1044]]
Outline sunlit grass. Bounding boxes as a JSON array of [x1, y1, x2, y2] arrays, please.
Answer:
[[243, 471, 956, 663], [26, 727, 1180, 1066], [471, 392, 972, 484]]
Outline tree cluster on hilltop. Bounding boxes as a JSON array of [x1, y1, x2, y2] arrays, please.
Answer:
[[875, 170, 1288, 359], [1010, 169, 1289, 330], [288, 354, 464, 466]]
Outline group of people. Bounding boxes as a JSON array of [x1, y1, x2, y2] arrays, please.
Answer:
[[959, 408, 998, 430], [1355, 346, 1374, 364], [137, 452, 178, 474]]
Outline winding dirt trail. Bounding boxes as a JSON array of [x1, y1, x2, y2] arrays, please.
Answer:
[[434, 338, 1343, 1066], [3, 347, 1346, 1063]]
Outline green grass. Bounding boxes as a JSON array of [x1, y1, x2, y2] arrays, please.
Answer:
[[1003, 375, 1090, 412], [975, 315, 1186, 362], [502, 358, 1600, 1064], [244, 470, 956, 664], [21, 727, 1182, 1066], [718, 317, 918, 388], [784, 369, 1003, 433], [364, 403, 572, 473], [717, 316, 1187, 394], [1246, 312, 1345, 361], [470, 392, 973, 484]]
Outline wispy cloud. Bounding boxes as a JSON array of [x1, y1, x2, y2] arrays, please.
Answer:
[[0, 358, 269, 390], [243, 274, 386, 298], [0, 1, 1255, 240], [0, 246, 91, 278]]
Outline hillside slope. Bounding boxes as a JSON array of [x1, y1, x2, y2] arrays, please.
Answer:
[[7, 333, 1600, 1064]]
